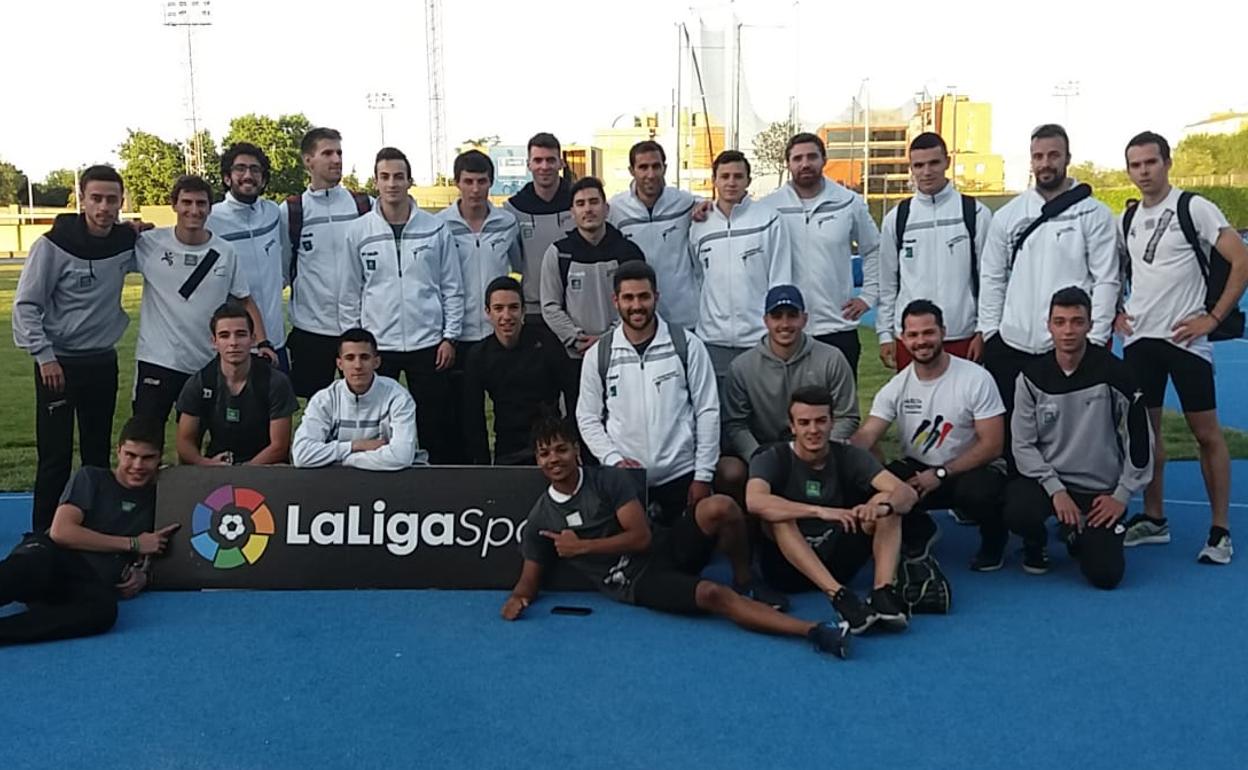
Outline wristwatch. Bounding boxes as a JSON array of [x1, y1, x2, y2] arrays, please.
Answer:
[[933, 466, 949, 481], [256, 339, 275, 351]]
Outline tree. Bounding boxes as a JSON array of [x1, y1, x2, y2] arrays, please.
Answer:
[[29, 168, 77, 207], [223, 113, 314, 200], [753, 119, 801, 185], [117, 129, 185, 206], [1068, 161, 1129, 190], [0, 158, 28, 205]]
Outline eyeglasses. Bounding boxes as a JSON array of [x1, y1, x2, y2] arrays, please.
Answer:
[[230, 164, 264, 175]]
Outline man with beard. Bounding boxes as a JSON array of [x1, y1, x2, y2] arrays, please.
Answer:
[[505, 132, 574, 323], [977, 124, 1118, 468], [851, 300, 1009, 571], [280, 128, 372, 398], [763, 133, 880, 378], [876, 132, 992, 370], [208, 143, 288, 369], [608, 140, 702, 331], [577, 261, 788, 609], [14, 165, 135, 531]]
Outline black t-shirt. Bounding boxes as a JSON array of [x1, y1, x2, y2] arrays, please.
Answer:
[[462, 325, 564, 464], [520, 467, 651, 602], [749, 442, 882, 537], [175, 359, 298, 462], [58, 466, 156, 583]]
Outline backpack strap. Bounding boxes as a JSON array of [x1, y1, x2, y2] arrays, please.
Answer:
[[1121, 200, 1139, 286], [177, 249, 222, 300], [198, 356, 222, 422], [1175, 191, 1209, 278], [773, 443, 792, 495], [1009, 183, 1093, 270], [893, 198, 912, 253], [961, 194, 979, 298], [351, 192, 372, 217], [285, 194, 304, 282]]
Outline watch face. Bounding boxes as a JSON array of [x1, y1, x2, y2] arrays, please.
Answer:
[[935, 467, 947, 479]]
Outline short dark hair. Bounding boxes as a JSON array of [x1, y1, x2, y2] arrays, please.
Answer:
[[629, 140, 666, 168], [613, 260, 657, 293], [374, 147, 412, 179], [1125, 131, 1171, 164], [901, 299, 945, 329], [531, 412, 578, 449], [221, 142, 271, 185], [570, 176, 605, 200], [713, 150, 751, 178], [453, 149, 495, 182], [118, 415, 165, 452], [527, 132, 561, 155], [789, 385, 833, 412], [301, 127, 342, 157], [209, 300, 254, 335], [79, 164, 124, 196], [338, 327, 378, 354], [1031, 123, 1070, 153], [485, 275, 522, 307], [170, 175, 213, 205], [1049, 286, 1092, 315], [785, 132, 825, 162], [909, 131, 948, 156]]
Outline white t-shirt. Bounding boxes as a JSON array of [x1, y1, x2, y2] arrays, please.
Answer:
[[870, 355, 1004, 467], [1119, 187, 1230, 363], [134, 227, 250, 374]]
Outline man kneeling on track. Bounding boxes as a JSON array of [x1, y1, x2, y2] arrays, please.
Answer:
[[500, 415, 853, 658]]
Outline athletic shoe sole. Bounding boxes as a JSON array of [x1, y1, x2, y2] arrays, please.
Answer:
[[1021, 562, 1049, 575], [970, 557, 1005, 572], [873, 613, 909, 632], [1198, 548, 1232, 565], [1124, 533, 1171, 547]]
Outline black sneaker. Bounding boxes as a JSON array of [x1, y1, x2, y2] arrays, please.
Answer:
[[868, 585, 909, 632], [1057, 523, 1081, 558], [808, 621, 851, 659], [831, 587, 876, 634], [739, 581, 791, 612], [970, 533, 1008, 572], [1021, 544, 1050, 575]]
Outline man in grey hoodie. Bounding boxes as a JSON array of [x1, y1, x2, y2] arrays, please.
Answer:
[[13, 165, 136, 532], [719, 285, 859, 499]]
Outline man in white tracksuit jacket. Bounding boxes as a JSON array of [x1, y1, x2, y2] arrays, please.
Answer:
[[292, 327, 427, 470], [340, 147, 465, 463], [576, 260, 789, 610], [876, 132, 992, 371], [763, 132, 880, 378], [977, 124, 1118, 469], [689, 150, 793, 379], [608, 140, 701, 331]]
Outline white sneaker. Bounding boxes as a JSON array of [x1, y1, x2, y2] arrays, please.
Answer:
[[1198, 530, 1233, 565]]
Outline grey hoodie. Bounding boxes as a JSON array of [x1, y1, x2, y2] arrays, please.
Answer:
[[13, 214, 135, 364], [723, 333, 859, 459]]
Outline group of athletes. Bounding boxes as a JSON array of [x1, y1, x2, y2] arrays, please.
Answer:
[[1, 120, 1244, 657]]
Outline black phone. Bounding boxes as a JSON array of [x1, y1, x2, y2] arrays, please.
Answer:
[[550, 605, 593, 616]]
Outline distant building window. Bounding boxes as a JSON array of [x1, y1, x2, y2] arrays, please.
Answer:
[[975, 163, 986, 174]]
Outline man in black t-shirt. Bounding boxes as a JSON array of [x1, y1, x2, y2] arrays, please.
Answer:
[[746, 386, 918, 635], [175, 302, 298, 466], [462, 276, 564, 465], [0, 417, 180, 646], [500, 415, 853, 658]]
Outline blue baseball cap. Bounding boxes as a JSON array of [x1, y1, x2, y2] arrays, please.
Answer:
[[765, 284, 805, 314]]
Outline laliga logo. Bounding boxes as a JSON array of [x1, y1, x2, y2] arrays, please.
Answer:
[[190, 485, 274, 569]]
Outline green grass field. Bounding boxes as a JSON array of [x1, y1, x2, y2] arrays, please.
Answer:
[[0, 263, 1244, 491]]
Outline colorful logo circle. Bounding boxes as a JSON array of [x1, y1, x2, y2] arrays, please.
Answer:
[[190, 485, 274, 569]]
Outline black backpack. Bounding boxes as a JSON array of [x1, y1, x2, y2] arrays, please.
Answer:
[[1008, 182, 1093, 271], [596, 324, 690, 397], [196, 356, 273, 461], [1121, 192, 1245, 341], [894, 193, 980, 296], [286, 190, 372, 282]]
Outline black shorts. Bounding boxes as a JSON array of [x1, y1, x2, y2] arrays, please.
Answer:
[[1123, 338, 1216, 412], [132, 361, 191, 424], [758, 525, 874, 594], [287, 327, 341, 399], [630, 511, 717, 615], [647, 472, 695, 526]]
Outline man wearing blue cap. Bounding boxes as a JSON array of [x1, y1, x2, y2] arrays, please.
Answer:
[[718, 285, 859, 500]]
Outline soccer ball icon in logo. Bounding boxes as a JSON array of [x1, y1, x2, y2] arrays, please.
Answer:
[[190, 485, 274, 569]]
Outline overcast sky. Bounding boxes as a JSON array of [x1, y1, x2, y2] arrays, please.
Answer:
[[3, 0, 1241, 189]]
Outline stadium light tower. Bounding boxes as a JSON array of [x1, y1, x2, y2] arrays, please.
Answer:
[[1053, 80, 1080, 126], [367, 92, 396, 147], [162, 0, 213, 176]]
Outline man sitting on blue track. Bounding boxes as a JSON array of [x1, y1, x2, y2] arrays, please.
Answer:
[[500, 415, 852, 658], [0, 417, 179, 646]]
